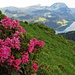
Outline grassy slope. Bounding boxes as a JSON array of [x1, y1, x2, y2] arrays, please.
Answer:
[[20, 22, 75, 75]]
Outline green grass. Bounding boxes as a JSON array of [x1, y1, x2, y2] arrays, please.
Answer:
[[20, 21, 75, 75]]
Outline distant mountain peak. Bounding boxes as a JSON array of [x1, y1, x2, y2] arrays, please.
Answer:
[[51, 2, 67, 7], [50, 2, 69, 10]]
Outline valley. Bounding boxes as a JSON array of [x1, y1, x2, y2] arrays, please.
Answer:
[[56, 21, 75, 34]]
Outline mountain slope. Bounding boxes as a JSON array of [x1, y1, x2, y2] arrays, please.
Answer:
[[0, 11, 75, 75], [20, 21, 75, 75], [70, 8, 75, 15]]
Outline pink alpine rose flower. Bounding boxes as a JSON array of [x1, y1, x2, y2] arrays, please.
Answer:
[[11, 37, 21, 50], [18, 25, 26, 33], [8, 58, 22, 70], [0, 46, 11, 63], [28, 39, 34, 53], [12, 59, 21, 70], [11, 20, 20, 29], [1, 16, 12, 29], [37, 40, 45, 47], [5, 37, 11, 47], [0, 39, 5, 47], [31, 62, 39, 72], [22, 52, 29, 64], [13, 31, 20, 38], [7, 55, 15, 66]]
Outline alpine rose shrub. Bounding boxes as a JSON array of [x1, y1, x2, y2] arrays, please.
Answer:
[[0, 16, 45, 75]]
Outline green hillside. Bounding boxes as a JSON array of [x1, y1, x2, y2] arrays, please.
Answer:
[[0, 10, 75, 75], [20, 22, 75, 75]]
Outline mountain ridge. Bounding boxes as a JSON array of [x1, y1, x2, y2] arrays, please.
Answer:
[[0, 2, 75, 32]]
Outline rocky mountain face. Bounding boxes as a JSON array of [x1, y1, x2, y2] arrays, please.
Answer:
[[70, 8, 75, 15], [0, 2, 75, 31], [50, 3, 75, 20]]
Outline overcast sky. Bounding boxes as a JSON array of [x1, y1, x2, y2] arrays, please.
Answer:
[[0, 0, 75, 8]]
